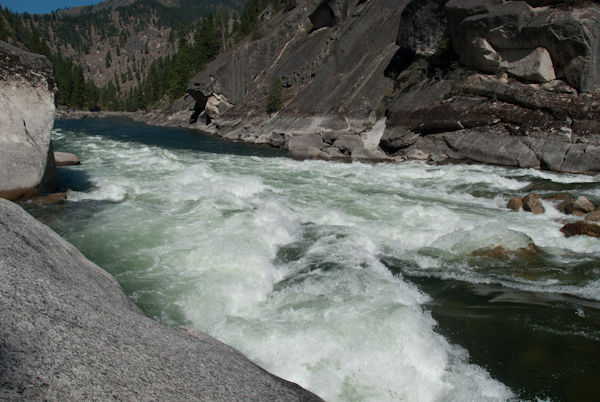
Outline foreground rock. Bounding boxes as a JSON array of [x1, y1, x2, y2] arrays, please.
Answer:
[[0, 198, 323, 402], [0, 41, 58, 201]]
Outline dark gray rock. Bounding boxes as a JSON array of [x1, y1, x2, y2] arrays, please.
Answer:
[[443, 129, 540, 168], [379, 129, 420, 153], [520, 138, 571, 172], [397, 0, 447, 56], [0, 198, 324, 402], [445, 0, 600, 92], [0, 41, 57, 201], [561, 144, 600, 174]]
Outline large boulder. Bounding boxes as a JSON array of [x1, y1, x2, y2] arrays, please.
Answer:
[[0, 41, 57, 201], [0, 198, 323, 401], [442, 129, 540, 168], [445, 0, 600, 91]]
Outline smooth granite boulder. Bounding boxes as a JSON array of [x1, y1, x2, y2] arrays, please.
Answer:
[[0, 41, 57, 201], [0, 198, 323, 402]]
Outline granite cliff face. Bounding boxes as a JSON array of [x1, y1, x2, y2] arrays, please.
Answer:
[[185, 0, 600, 174], [0, 197, 324, 401], [0, 41, 57, 200]]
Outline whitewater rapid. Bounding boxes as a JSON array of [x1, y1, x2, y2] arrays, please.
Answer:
[[42, 119, 600, 402]]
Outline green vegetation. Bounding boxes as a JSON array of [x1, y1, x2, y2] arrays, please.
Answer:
[[266, 76, 283, 114], [0, 0, 294, 112]]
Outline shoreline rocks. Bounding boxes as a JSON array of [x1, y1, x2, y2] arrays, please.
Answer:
[[0, 197, 324, 401]]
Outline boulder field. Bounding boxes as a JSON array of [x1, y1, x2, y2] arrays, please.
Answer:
[[0, 41, 57, 200], [179, 0, 600, 174], [0, 197, 323, 401]]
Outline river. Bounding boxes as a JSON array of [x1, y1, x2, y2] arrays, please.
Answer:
[[24, 118, 600, 402]]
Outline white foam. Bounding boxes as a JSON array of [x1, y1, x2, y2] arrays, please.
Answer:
[[52, 126, 600, 402]]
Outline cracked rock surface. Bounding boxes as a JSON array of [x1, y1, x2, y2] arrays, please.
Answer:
[[0, 41, 57, 200]]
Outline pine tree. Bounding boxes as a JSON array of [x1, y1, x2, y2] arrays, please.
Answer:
[[266, 76, 283, 114], [105, 49, 112, 68]]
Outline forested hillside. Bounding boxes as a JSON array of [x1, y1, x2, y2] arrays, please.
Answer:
[[0, 0, 286, 112]]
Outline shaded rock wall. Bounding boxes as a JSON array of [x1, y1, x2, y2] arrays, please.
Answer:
[[181, 0, 600, 174], [0, 41, 57, 201], [0, 198, 324, 402]]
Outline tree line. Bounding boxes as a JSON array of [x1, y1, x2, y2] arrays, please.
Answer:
[[0, 0, 291, 112]]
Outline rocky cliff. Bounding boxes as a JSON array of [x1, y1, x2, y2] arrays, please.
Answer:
[[0, 40, 57, 201], [185, 0, 600, 174], [0, 197, 323, 401]]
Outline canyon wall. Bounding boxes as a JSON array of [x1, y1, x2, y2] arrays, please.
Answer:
[[186, 0, 600, 174]]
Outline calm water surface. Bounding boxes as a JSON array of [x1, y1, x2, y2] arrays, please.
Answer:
[[24, 118, 600, 402]]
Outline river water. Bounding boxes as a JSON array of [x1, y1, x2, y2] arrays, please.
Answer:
[[25, 118, 600, 402]]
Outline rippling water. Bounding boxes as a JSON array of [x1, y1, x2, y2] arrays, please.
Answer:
[[25, 118, 600, 402]]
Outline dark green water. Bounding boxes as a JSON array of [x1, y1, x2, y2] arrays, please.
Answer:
[[24, 118, 600, 401]]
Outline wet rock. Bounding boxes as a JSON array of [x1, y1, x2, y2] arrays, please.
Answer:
[[560, 220, 600, 238], [54, 152, 81, 166], [507, 197, 523, 212], [585, 210, 600, 222], [561, 196, 596, 217], [522, 193, 545, 214], [471, 243, 538, 258], [0, 198, 324, 402]]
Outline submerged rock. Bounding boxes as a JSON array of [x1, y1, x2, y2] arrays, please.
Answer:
[[471, 243, 538, 259], [54, 151, 82, 166], [0, 198, 323, 401]]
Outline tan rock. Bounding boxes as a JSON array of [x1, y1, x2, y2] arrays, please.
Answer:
[[559, 196, 595, 216], [507, 197, 523, 211], [585, 210, 600, 221], [522, 193, 544, 214], [561, 220, 600, 238]]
